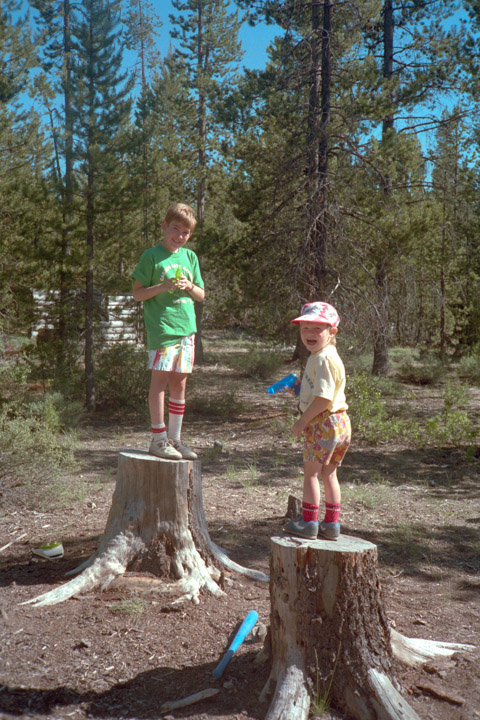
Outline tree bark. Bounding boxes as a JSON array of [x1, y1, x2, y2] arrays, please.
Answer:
[[302, 0, 333, 302], [372, 0, 395, 378], [23, 451, 267, 609], [262, 534, 474, 720]]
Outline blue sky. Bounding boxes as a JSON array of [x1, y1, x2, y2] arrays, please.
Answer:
[[18, 0, 278, 72], [148, 1, 278, 71]]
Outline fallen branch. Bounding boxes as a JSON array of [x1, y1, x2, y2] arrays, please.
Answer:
[[0, 533, 27, 553], [160, 687, 219, 713]]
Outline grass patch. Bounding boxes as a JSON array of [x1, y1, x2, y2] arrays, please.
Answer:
[[110, 595, 147, 620], [343, 482, 392, 510], [0, 395, 79, 489], [386, 522, 427, 562], [270, 407, 298, 441]]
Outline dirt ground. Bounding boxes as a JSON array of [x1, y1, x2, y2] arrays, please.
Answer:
[[1, 335, 480, 720]]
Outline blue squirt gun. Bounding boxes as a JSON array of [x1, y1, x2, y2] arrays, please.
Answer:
[[266, 372, 300, 396]]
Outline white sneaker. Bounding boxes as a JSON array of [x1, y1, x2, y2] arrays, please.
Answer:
[[32, 541, 64, 559], [149, 438, 182, 460], [171, 440, 198, 460]]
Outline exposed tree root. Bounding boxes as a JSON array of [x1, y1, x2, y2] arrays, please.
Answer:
[[368, 668, 421, 720], [210, 542, 269, 582], [260, 650, 310, 720], [390, 628, 475, 666], [21, 452, 265, 608]]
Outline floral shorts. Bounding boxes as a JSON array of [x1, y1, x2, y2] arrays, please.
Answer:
[[303, 409, 351, 466], [147, 334, 195, 374]]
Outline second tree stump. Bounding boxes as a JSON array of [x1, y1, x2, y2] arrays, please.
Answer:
[[261, 534, 473, 720]]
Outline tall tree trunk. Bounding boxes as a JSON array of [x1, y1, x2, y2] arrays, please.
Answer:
[[440, 199, 447, 362], [85, 170, 96, 413], [372, 259, 389, 376], [139, 0, 149, 243], [59, 0, 74, 363], [195, 4, 206, 363], [303, 0, 332, 302], [373, 0, 394, 377]]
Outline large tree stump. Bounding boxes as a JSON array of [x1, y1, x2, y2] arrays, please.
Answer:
[[261, 535, 474, 720], [23, 450, 267, 608]]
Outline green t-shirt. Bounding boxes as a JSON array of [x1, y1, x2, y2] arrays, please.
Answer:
[[132, 244, 204, 350]]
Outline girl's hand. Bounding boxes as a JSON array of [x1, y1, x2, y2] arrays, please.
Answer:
[[292, 419, 304, 438]]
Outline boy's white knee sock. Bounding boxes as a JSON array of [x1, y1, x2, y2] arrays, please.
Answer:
[[167, 398, 185, 442]]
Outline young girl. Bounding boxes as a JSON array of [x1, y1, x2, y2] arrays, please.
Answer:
[[285, 301, 351, 540]]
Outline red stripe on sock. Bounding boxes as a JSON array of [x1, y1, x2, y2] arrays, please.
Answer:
[[152, 425, 166, 434], [168, 401, 185, 415], [325, 503, 341, 523], [302, 502, 319, 522]]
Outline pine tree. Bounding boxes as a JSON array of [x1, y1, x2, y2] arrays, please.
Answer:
[[220, 0, 375, 338], [1, 0, 35, 105], [169, 0, 244, 361], [29, 0, 79, 360], [169, 0, 244, 221], [362, 0, 462, 373], [123, 0, 162, 242], [431, 108, 480, 355], [71, 0, 133, 410], [1, 0, 46, 335]]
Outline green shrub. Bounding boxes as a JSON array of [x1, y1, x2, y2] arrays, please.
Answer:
[[26, 392, 83, 430], [396, 355, 445, 385], [226, 347, 289, 381], [424, 380, 478, 445], [0, 398, 78, 485], [26, 333, 84, 399], [348, 372, 421, 445], [95, 344, 150, 410], [0, 344, 32, 408], [456, 350, 480, 386], [188, 389, 246, 420]]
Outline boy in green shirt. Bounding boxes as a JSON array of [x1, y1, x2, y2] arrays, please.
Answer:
[[132, 203, 204, 460]]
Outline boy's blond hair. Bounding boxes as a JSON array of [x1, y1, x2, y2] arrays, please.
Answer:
[[164, 203, 197, 232]]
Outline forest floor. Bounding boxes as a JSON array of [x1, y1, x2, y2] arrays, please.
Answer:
[[1, 331, 480, 720]]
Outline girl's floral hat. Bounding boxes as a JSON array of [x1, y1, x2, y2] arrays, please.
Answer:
[[290, 301, 340, 327]]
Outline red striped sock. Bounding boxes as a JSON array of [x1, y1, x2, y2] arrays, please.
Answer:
[[324, 503, 341, 523], [302, 502, 319, 523], [168, 398, 185, 442], [151, 424, 167, 441]]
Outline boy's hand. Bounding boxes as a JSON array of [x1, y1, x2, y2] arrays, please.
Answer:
[[164, 277, 179, 293], [175, 274, 193, 292]]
